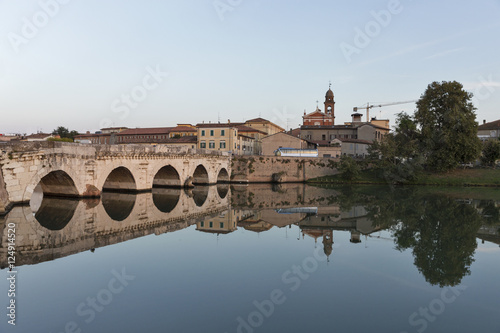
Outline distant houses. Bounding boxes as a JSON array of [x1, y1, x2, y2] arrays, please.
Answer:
[[478, 119, 500, 141]]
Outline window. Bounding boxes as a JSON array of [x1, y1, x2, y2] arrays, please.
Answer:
[[220, 141, 226, 149], [221, 130, 225, 136], [209, 222, 213, 228], [220, 223, 224, 228], [209, 141, 215, 148], [200, 141, 206, 148], [210, 130, 214, 136], [201, 130, 205, 136], [200, 222, 204, 227], [322, 134, 326, 140]]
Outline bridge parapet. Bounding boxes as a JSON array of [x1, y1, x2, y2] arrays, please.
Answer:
[[0, 142, 231, 211]]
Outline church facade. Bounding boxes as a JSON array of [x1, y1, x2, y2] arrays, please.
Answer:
[[300, 85, 390, 158]]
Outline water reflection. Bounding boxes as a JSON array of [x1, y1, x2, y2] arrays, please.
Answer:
[[34, 197, 79, 231], [152, 188, 180, 213], [217, 184, 229, 199], [190, 186, 209, 207], [2, 184, 500, 289], [101, 191, 136, 221]]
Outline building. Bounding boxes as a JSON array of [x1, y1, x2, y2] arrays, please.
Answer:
[[245, 117, 285, 136], [75, 125, 197, 146], [74, 132, 111, 144], [100, 127, 128, 134], [302, 85, 336, 126], [478, 119, 500, 141], [0, 134, 23, 143], [236, 125, 268, 155], [197, 122, 244, 155], [261, 132, 317, 156], [299, 86, 390, 158], [25, 133, 59, 141], [116, 125, 197, 144]]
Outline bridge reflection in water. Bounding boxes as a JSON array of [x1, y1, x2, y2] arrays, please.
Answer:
[[1, 184, 499, 289]]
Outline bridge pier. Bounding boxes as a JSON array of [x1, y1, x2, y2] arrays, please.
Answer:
[[0, 142, 232, 213]]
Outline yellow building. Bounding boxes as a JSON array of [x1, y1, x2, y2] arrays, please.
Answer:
[[196, 122, 257, 155], [245, 117, 285, 136]]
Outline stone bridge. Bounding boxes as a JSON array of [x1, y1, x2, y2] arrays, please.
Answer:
[[0, 186, 230, 268], [0, 141, 231, 214]]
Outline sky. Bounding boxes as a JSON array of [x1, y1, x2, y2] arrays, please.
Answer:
[[1, 0, 499, 135]]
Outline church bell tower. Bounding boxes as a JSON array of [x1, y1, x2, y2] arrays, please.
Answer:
[[324, 82, 335, 125]]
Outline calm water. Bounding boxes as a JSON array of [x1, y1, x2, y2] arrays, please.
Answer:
[[1, 184, 500, 333]]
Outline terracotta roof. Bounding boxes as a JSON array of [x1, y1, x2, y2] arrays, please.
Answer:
[[74, 133, 107, 138], [101, 127, 128, 131], [236, 125, 267, 135], [196, 123, 244, 128], [478, 119, 500, 130], [117, 127, 173, 136], [169, 126, 197, 132], [238, 133, 255, 140], [245, 117, 269, 123], [303, 110, 329, 118]]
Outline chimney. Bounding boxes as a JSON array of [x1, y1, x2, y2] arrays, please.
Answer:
[[483, 119, 486, 124], [86, 131, 90, 134], [228, 119, 230, 124]]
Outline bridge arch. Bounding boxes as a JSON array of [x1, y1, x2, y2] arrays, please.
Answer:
[[153, 165, 181, 188], [23, 166, 82, 202], [102, 167, 137, 192], [217, 168, 230, 183], [193, 165, 210, 185]]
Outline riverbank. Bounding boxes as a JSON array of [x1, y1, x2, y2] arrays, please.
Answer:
[[309, 168, 500, 187]]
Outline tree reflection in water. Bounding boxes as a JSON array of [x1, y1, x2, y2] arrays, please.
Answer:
[[331, 186, 484, 287]]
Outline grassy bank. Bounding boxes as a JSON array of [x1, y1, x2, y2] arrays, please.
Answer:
[[309, 168, 500, 187]]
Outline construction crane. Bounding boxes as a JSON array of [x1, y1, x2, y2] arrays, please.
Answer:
[[353, 100, 417, 122]]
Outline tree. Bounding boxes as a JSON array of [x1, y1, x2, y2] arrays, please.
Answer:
[[415, 81, 482, 172], [52, 126, 69, 138], [480, 139, 500, 166], [368, 112, 423, 183], [338, 155, 360, 181], [52, 126, 79, 140]]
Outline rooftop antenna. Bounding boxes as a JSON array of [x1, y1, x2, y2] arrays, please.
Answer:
[[329, 80, 332, 89]]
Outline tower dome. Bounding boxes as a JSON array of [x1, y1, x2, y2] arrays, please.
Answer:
[[325, 88, 334, 99]]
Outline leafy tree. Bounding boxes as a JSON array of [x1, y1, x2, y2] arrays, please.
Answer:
[[415, 81, 482, 171], [338, 155, 360, 181], [368, 112, 423, 183], [52, 126, 80, 140], [52, 126, 69, 138], [480, 139, 500, 166]]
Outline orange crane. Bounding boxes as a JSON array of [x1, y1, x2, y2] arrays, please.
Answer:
[[353, 100, 417, 122]]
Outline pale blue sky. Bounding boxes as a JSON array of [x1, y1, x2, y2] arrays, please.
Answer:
[[1, 0, 499, 134]]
